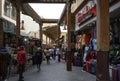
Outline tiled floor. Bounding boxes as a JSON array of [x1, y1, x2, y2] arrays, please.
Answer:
[[8, 60, 96, 81]]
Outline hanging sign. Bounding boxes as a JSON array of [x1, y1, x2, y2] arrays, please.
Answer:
[[76, 0, 96, 27]]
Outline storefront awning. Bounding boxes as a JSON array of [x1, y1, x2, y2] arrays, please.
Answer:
[[4, 31, 16, 35], [75, 17, 96, 32]]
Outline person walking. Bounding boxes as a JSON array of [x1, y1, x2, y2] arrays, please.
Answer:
[[17, 46, 26, 81], [56, 47, 61, 62], [49, 48, 54, 60], [34, 47, 43, 72], [44, 48, 50, 64], [0, 47, 11, 81]]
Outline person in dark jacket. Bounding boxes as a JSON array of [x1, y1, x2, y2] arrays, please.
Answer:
[[17, 46, 26, 81], [35, 47, 43, 71], [0, 47, 11, 81]]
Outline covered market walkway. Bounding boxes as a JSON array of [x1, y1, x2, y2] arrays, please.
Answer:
[[8, 60, 96, 81]]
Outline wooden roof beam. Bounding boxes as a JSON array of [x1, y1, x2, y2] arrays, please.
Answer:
[[43, 31, 56, 40], [42, 25, 59, 40], [58, 4, 67, 25], [21, 0, 66, 3], [42, 19, 58, 23], [21, 3, 42, 24]]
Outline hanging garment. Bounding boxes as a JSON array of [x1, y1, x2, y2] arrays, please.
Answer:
[[83, 45, 89, 62], [92, 38, 97, 51], [85, 34, 91, 45]]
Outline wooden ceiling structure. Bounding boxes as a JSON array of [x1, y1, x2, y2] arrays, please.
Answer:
[[14, 0, 67, 40], [41, 19, 58, 23], [20, 0, 66, 3], [42, 25, 60, 40]]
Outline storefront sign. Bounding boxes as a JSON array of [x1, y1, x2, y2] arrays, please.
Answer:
[[79, 13, 93, 26], [76, 0, 96, 26]]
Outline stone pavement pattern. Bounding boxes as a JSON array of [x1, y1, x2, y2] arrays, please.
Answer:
[[8, 60, 96, 81]]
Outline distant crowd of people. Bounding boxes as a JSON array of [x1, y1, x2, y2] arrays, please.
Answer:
[[32, 47, 62, 66]]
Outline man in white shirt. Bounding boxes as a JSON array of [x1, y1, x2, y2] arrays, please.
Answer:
[[56, 47, 61, 62]]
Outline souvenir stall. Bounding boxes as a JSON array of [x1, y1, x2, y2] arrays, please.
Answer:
[[74, 0, 97, 74], [109, 18, 120, 65], [106, 0, 120, 81], [0, 18, 17, 78], [109, 5, 120, 80], [75, 25, 97, 73]]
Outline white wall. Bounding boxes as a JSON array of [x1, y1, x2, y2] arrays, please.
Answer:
[[21, 14, 39, 33]]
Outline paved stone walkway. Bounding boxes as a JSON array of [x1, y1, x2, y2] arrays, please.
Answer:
[[8, 60, 96, 81]]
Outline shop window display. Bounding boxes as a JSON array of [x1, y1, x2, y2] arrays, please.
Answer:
[[109, 20, 120, 81], [109, 18, 120, 66], [75, 26, 97, 74], [110, 19, 120, 45]]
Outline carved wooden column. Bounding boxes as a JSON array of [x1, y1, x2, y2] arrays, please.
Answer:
[[57, 24, 60, 46], [16, 8, 20, 47], [39, 23, 43, 49], [0, 19, 4, 47], [96, 0, 110, 81], [46, 36, 48, 47], [49, 38, 51, 44], [66, 0, 72, 71]]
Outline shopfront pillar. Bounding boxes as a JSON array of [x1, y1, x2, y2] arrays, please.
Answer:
[[49, 38, 50, 44], [16, 8, 20, 47], [66, 0, 72, 71], [0, 19, 4, 47], [46, 36, 48, 47], [96, 0, 110, 81], [39, 23, 43, 49], [71, 14, 75, 49], [57, 24, 60, 46]]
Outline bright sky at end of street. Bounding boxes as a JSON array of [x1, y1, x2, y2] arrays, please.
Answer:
[[29, 3, 65, 19]]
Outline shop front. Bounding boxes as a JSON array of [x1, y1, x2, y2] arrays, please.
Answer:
[[74, 0, 97, 75], [109, 1, 120, 81], [0, 18, 16, 80], [74, 0, 120, 80]]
